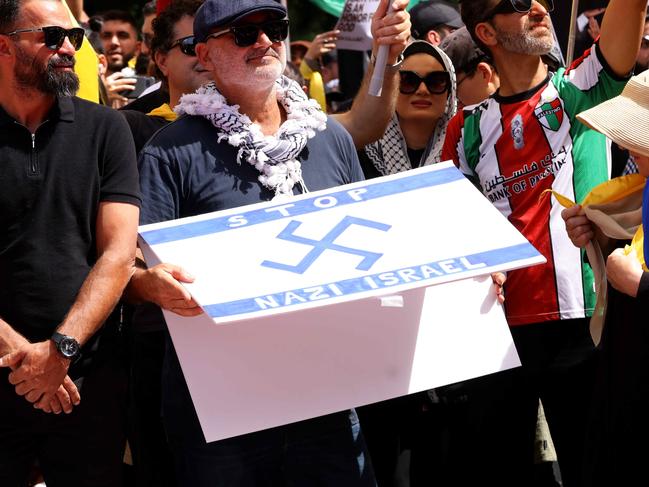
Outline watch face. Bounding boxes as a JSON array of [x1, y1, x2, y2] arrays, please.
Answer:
[[60, 337, 80, 358]]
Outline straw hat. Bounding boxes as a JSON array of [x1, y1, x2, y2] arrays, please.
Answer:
[[577, 69, 649, 157]]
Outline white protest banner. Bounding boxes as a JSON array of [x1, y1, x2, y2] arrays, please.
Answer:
[[334, 0, 379, 51], [139, 162, 545, 442]]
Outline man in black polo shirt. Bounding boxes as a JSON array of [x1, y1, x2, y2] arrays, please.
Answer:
[[0, 0, 140, 486]]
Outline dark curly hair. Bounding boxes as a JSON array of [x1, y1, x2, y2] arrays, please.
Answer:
[[150, 0, 204, 81], [151, 0, 203, 55]]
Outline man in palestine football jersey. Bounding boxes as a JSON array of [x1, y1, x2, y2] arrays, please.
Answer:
[[441, 1, 649, 486]]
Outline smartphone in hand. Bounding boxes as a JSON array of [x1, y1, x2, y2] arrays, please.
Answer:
[[122, 75, 157, 99]]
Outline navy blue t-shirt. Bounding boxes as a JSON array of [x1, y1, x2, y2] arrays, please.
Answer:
[[135, 114, 363, 331], [138, 114, 363, 225]]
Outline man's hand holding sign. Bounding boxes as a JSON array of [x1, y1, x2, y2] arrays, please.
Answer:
[[137, 163, 543, 442]]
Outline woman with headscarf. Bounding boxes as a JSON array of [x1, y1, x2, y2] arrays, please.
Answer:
[[359, 40, 457, 179], [355, 40, 461, 487]]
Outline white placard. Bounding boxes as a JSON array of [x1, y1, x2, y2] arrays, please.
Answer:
[[139, 162, 545, 442], [335, 0, 379, 51]]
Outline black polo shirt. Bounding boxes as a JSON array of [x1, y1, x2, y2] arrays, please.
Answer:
[[121, 109, 170, 155], [0, 96, 141, 343]]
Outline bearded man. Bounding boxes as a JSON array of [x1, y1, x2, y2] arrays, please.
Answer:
[[0, 0, 140, 486], [441, 1, 648, 486]]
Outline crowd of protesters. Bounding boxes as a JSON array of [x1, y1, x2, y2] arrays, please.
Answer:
[[0, 0, 649, 486]]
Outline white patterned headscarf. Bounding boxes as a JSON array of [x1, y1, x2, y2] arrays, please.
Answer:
[[365, 41, 457, 175], [175, 75, 327, 200]]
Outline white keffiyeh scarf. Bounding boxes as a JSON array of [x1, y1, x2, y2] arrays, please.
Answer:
[[365, 44, 457, 176], [175, 76, 327, 200]]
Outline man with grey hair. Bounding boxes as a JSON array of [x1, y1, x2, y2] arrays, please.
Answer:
[[0, 0, 140, 485], [127, 0, 410, 485]]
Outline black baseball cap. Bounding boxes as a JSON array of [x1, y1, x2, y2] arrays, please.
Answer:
[[410, 1, 463, 39], [440, 26, 488, 74], [194, 0, 287, 43], [403, 40, 447, 67]]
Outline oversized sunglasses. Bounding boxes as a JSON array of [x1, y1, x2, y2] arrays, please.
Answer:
[[1, 26, 85, 50], [206, 19, 289, 47], [399, 70, 451, 95], [169, 35, 196, 56], [482, 0, 554, 21]]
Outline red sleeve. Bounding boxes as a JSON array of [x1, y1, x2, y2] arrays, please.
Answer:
[[442, 110, 464, 168]]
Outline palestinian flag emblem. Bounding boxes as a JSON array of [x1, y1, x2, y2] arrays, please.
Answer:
[[534, 98, 564, 132]]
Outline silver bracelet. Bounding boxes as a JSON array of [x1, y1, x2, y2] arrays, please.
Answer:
[[370, 52, 404, 71]]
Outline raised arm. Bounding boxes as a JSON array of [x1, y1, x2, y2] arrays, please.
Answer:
[[333, 0, 410, 149], [598, 0, 648, 76]]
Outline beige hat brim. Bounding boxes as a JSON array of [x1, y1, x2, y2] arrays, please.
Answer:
[[577, 80, 649, 158]]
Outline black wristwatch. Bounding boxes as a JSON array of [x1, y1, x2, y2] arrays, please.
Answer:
[[51, 332, 81, 361]]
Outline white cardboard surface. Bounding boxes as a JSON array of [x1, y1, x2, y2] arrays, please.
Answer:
[[139, 163, 543, 442], [335, 0, 379, 51]]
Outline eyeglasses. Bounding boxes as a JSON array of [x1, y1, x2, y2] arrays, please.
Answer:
[[1, 26, 85, 50], [169, 35, 196, 56], [399, 70, 450, 95], [482, 0, 554, 22], [206, 19, 289, 47]]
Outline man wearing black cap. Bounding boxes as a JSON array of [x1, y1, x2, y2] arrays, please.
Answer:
[[127, 0, 410, 485], [440, 26, 499, 107], [410, 0, 463, 45]]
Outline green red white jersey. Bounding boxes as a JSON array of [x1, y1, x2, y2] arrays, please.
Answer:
[[442, 44, 628, 326]]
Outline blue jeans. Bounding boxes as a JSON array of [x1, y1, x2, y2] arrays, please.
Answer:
[[162, 338, 376, 487]]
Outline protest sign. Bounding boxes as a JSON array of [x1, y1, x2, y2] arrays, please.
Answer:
[[139, 162, 545, 442], [335, 0, 379, 51]]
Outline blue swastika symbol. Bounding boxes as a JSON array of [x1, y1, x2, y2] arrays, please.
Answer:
[[261, 216, 392, 274]]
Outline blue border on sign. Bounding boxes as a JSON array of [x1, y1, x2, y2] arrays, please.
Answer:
[[202, 243, 538, 319], [141, 166, 463, 245]]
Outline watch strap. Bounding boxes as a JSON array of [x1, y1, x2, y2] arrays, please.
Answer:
[[51, 331, 67, 346], [51, 332, 81, 360]]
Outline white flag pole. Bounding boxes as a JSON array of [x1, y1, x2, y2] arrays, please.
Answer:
[[368, 2, 394, 97], [566, 0, 580, 66]]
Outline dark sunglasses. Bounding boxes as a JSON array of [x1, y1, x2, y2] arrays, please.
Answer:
[[169, 35, 196, 56], [206, 19, 289, 47], [482, 0, 554, 21], [399, 70, 450, 95], [1, 26, 85, 50]]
